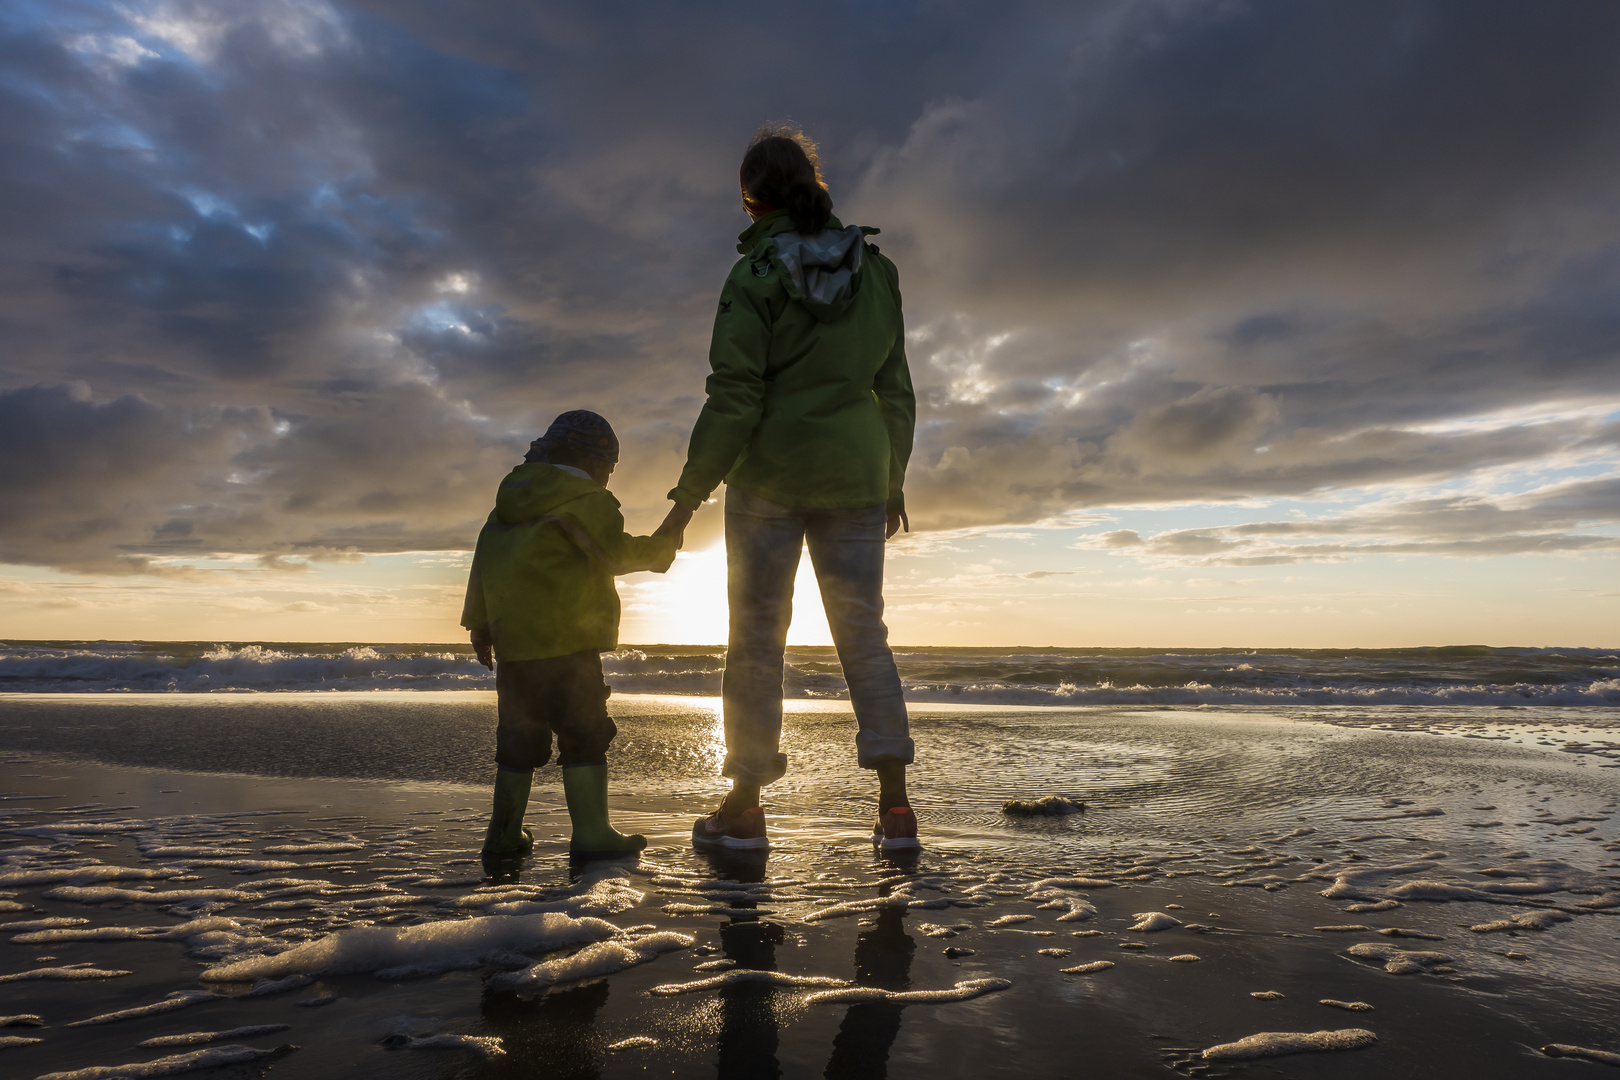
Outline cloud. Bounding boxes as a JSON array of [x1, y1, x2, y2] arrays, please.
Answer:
[[1076, 475, 1620, 565], [1109, 387, 1282, 466], [0, 1, 1617, 575]]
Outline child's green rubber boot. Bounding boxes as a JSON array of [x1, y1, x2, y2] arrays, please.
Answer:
[[481, 766, 535, 857], [563, 764, 646, 862]]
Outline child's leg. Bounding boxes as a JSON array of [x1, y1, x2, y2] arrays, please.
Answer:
[[553, 651, 645, 858], [483, 765, 534, 856], [485, 659, 551, 855]]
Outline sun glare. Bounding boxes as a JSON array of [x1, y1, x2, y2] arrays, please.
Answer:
[[621, 541, 833, 646]]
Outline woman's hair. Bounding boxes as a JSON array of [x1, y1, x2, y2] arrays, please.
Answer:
[[740, 123, 833, 234]]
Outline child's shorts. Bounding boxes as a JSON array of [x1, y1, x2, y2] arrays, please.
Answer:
[[494, 649, 616, 770]]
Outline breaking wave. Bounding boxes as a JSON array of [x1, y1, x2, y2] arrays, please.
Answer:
[[1, 641, 1617, 707]]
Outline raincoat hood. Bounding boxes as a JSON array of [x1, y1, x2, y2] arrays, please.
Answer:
[[494, 462, 610, 525], [737, 211, 880, 323]]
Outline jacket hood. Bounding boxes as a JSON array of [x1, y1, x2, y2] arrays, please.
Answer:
[[494, 462, 610, 524], [738, 212, 880, 323]]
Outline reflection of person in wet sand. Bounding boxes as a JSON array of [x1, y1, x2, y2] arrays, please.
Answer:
[[716, 916, 787, 1079], [660, 124, 921, 854], [824, 884, 917, 1079], [700, 851, 918, 1080], [483, 975, 611, 1078], [699, 849, 785, 1080]]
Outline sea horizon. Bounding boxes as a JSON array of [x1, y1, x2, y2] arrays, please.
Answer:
[[4, 639, 1617, 707]]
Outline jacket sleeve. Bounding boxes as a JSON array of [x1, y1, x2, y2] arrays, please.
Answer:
[[668, 265, 772, 509], [566, 493, 679, 575], [872, 255, 915, 512], [459, 544, 489, 630]]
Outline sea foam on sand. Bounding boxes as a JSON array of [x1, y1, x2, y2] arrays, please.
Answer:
[[1346, 943, 1452, 974], [804, 978, 1012, 1005], [1543, 1044, 1620, 1066], [200, 912, 617, 981], [67, 990, 219, 1027], [0, 965, 131, 982], [35, 1044, 295, 1080], [487, 931, 693, 992], [138, 1025, 290, 1048], [1062, 961, 1114, 974], [650, 971, 849, 995], [1203, 1029, 1377, 1061]]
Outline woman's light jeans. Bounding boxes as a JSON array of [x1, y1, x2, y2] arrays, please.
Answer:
[[720, 487, 914, 785]]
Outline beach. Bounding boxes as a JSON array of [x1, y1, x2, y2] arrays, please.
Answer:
[[0, 686, 1617, 1078]]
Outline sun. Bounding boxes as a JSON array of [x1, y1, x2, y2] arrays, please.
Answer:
[[619, 540, 833, 646]]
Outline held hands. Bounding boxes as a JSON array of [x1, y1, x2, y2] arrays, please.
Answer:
[[886, 508, 910, 540], [655, 503, 695, 549]]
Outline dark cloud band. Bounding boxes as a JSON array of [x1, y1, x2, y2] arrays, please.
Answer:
[[1, 0, 1617, 573]]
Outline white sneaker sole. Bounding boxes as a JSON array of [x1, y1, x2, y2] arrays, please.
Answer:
[[715, 835, 769, 850], [874, 834, 921, 850], [693, 828, 769, 851]]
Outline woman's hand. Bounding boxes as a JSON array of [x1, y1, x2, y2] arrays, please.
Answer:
[[655, 503, 695, 549], [470, 627, 494, 670], [886, 508, 909, 540]]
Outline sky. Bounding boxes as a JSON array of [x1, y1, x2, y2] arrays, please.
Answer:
[[0, 0, 1617, 647]]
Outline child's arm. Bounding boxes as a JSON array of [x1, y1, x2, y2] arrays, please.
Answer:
[[610, 530, 679, 574], [460, 548, 494, 669], [558, 493, 678, 575]]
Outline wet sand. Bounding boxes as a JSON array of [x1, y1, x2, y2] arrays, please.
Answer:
[[0, 694, 1617, 1078]]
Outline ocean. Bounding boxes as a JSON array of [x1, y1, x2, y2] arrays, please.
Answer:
[[4, 640, 1618, 705]]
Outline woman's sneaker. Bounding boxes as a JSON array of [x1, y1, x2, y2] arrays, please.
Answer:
[[693, 797, 769, 850], [873, 807, 920, 850]]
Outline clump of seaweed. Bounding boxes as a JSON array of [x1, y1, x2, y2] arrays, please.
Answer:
[[1002, 796, 1085, 817]]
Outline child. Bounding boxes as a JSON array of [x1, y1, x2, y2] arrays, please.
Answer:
[[462, 410, 679, 863]]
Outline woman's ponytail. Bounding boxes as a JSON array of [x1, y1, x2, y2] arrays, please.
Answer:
[[740, 123, 834, 235], [782, 181, 832, 235]]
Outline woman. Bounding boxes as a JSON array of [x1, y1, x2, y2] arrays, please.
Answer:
[[659, 124, 918, 851]]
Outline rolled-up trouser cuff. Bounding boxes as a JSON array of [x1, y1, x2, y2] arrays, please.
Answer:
[[721, 751, 788, 786], [855, 731, 915, 769]]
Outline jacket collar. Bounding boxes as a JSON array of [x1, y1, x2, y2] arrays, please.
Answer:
[[736, 210, 846, 253]]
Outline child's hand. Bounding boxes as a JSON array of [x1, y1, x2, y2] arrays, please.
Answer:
[[655, 504, 694, 549], [886, 508, 909, 540]]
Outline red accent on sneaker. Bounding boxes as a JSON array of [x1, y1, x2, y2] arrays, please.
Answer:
[[874, 806, 920, 848], [695, 799, 769, 848]]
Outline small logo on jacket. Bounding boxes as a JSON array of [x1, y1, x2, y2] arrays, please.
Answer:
[[718, 300, 732, 314]]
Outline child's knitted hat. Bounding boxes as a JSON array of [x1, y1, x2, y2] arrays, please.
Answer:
[[524, 410, 619, 464]]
